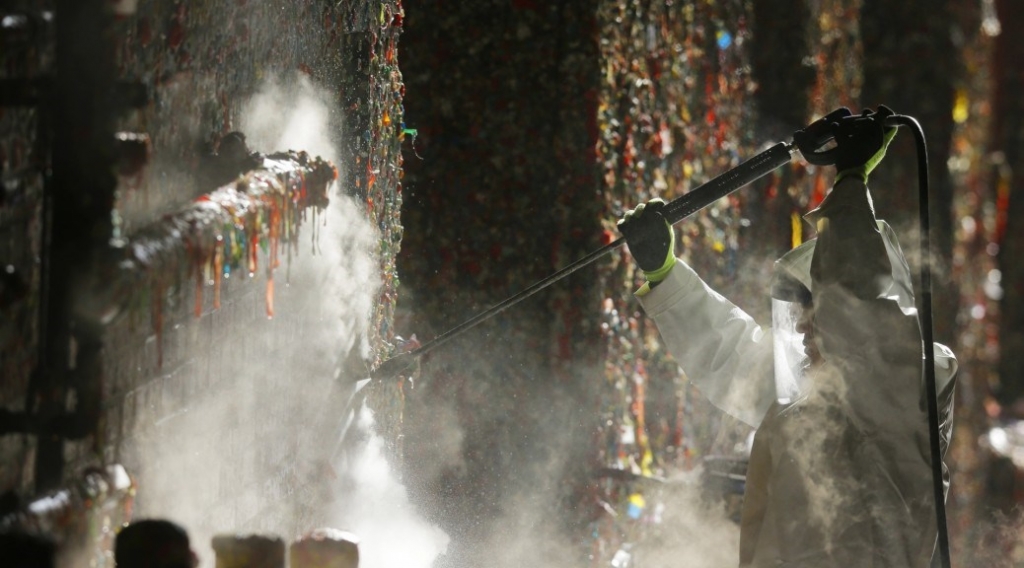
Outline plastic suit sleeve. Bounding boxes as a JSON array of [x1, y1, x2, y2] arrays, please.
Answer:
[[637, 259, 776, 428]]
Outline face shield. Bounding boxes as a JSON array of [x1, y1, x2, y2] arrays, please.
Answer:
[[767, 220, 915, 404], [770, 241, 817, 404]]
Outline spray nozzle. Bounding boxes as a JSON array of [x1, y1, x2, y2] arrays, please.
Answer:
[[368, 352, 419, 383]]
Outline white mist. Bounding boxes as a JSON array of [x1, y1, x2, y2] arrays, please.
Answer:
[[243, 72, 450, 567]]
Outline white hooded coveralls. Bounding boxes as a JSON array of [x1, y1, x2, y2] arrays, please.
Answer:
[[636, 177, 957, 568]]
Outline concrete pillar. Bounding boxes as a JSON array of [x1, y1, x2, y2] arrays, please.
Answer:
[[211, 534, 285, 568], [289, 528, 360, 568]]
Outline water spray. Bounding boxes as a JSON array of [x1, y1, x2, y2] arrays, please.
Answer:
[[373, 107, 950, 567]]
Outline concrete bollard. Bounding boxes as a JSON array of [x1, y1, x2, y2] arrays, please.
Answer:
[[289, 528, 360, 568], [211, 534, 286, 568]]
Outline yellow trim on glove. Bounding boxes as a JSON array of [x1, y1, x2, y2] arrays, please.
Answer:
[[643, 240, 675, 283], [836, 126, 898, 184]]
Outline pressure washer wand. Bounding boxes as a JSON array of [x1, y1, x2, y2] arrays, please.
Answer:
[[370, 141, 797, 382]]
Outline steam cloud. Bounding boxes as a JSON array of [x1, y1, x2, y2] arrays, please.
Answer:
[[126, 72, 448, 567], [243, 72, 451, 566], [331, 403, 450, 568]]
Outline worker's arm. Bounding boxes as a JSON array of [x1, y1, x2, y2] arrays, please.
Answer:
[[636, 259, 776, 428], [618, 198, 774, 428]]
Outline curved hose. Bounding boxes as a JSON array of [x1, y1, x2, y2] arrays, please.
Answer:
[[887, 114, 951, 568]]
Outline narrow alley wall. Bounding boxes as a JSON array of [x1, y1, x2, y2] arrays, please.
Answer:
[[596, 1, 1009, 565], [397, 1, 1004, 567], [396, 0, 779, 565]]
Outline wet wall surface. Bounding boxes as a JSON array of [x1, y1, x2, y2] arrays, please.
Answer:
[[1, 0, 408, 561], [396, 2, 601, 563], [394, 1, 784, 565], [395, 1, 985, 566]]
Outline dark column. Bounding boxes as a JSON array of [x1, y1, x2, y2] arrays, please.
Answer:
[[749, 0, 814, 140], [860, 0, 960, 346], [33, 0, 116, 492], [994, 0, 1024, 404], [397, 1, 601, 564]]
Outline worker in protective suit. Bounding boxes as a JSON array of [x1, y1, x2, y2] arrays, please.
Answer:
[[618, 122, 957, 567]]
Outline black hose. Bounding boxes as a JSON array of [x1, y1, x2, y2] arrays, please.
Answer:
[[887, 114, 951, 568]]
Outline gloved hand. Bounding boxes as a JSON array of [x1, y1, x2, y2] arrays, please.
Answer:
[[834, 106, 898, 184], [617, 198, 675, 282]]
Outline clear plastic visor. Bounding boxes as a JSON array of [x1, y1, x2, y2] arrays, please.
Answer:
[[772, 298, 813, 404]]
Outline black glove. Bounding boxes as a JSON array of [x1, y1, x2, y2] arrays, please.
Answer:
[[617, 198, 676, 282], [833, 106, 898, 183]]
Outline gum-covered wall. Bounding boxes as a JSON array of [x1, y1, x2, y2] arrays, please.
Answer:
[[396, 0, 992, 566], [0, 0, 1014, 565]]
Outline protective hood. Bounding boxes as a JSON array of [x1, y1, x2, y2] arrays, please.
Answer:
[[771, 220, 916, 310], [768, 220, 916, 403], [770, 239, 815, 304]]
